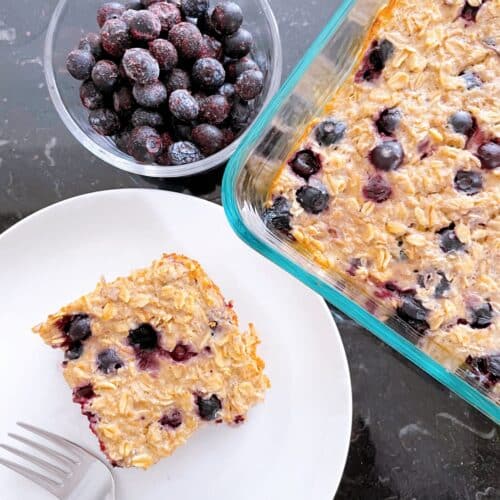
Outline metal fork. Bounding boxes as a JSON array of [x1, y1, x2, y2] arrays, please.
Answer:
[[0, 423, 115, 500]]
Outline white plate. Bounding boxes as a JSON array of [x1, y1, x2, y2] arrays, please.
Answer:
[[0, 189, 352, 500]]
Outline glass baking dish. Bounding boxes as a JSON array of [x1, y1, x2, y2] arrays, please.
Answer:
[[222, 0, 500, 424]]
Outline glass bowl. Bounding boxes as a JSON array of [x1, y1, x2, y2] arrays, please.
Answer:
[[44, 0, 282, 178]]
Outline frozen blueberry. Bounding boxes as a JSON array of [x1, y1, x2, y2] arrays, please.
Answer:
[[212, 1, 243, 35], [196, 394, 222, 420], [198, 34, 223, 60], [169, 22, 203, 59], [78, 32, 103, 59], [121, 9, 138, 26], [262, 196, 292, 233], [142, 0, 165, 6], [169, 89, 199, 121], [199, 94, 231, 124], [289, 149, 321, 179], [160, 409, 183, 428], [115, 128, 132, 153], [66, 49, 95, 80], [470, 302, 493, 329], [130, 10, 162, 41], [125, 0, 143, 9], [101, 19, 132, 58], [133, 80, 167, 108], [80, 80, 104, 109], [396, 295, 429, 334], [128, 323, 160, 351], [113, 86, 136, 115], [131, 107, 164, 127], [129, 126, 163, 162], [148, 2, 182, 33], [369, 140, 404, 171], [218, 82, 236, 101], [477, 141, 499, 170], [148, 39, 178, 72], [65, 341, 84, 361], [156, 132, 175, 165], [91, 59, 119, 92], [89, 108, 121, 136], [165, 68, 191, 93], [122, 48, 160, 84], [221, 127, 235, 147], [60, 314, 92, 342], [192, 123, 225, 155], [97, 2, 126, 28], [437, 224, 464, 253], [230, 98, 252, 130], [449, 111, 474, 136], [168, 141, 203, 164], [225, 56, 259, 82], [97, 349, 124, 374], [454, 170, 483, 195], [235, 69, 263, 101], [181, 0, 209, 17], [192, 57, 225, 90], [224, 28, 253, 58], [170, 117, 193, 141], [434, 272, 451, 299], [197, 7, 218, 37], [314, 119, 346, 146], [169, 342, 197, 362], [376, 107, 401, 136], [460, 70, 482, 89], [296, 181, 329, 214], [362, 174, 392, 203]]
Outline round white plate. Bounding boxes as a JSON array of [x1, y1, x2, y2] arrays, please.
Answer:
[[0, 189, 352, 500]]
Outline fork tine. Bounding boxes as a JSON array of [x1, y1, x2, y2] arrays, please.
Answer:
[[0, 457, 61, 495], [17, 422, 86, 459], [8, 433, 78, 466], [0, 444, 69, 478]]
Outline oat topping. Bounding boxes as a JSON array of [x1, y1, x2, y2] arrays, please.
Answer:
[[33, 254, 269, 468], [267, 0, 499, 399]]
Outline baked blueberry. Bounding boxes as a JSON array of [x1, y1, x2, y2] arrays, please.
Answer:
[[369, 140, 404, 171], [148, 2, 182, 33], [122, 48, 160, 84], [169, 89, 199, 121], [100, 19, 132, 58], [91, 59, 119, 93], [181, 0, 209, 17], [211, 1, 243, 35], [449, 111, 474, 136], [369, 39, 394, 71], [128, 126, 163, 162], [362, 174, 392, 203], [192, 124, 225, 155], [66, 49, 95, 80], [62, 314, 92, 342], [148, 39, 178, 72], [434, 271, 451, 299], [165, 68, 191, 93], [113, 86, 136, 115], [133, 80, 168, 108], [289, 149, 321, 179], [169, 22, 203, 59], [296, 182, 330, 214], [460, 1, 483, 23], [72, 384, 96, 404], [199, 94, 231, 124], [460, 70, 482, 89], [470, 302, 493, 329], [396, 295, 429, 334], [78, 32, 103, 59], [89, 108, 121, 136], [224, 28, 253, 58], [437, 224, 464, 253], [130, 10, 162, 41], [97, 349, 124, 374], [97, 2, 126, 28], [196, 394, 222, 420], [314, 119, 346, 146], [454, 170, 483, 195], [160, 409, 183, 428], [235, 69, 264, 101], [131, 108, 164, 128], [80, 80, 104, 110], [262, 196, 292, 233], [167, 141, 203, 164], [465, 354, 500, 389], [128, 323, 160, 351], [192, 57, 226, 90], [376, 107, 401, 136], [477, 141, 499, 170], [198, 34, 223, 60], [65, 341, 84, 361]]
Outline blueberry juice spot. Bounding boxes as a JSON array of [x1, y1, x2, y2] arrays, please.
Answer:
[[169, 343, 197, 362], [196, 394, 222, 421], [362, 174, 392, 203], [437, 224, 465, 253], [262, 196, 292, 234], [396, 295, 430, 334], [470, 302, 493, 329], [72, 384, 96, 406], [160, 408, 183, 429], [355, 39, 394, 82], [460, 1, 483, 24], [347, 258, 362, 277], [288, 149, 321, 179]]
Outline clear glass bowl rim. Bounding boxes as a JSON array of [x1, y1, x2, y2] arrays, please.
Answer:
[[222, 0, 500, 424], [44, 0, 283, 178]]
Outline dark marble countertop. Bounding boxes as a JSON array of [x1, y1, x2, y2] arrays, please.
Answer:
[[0, 1, 498, 499]]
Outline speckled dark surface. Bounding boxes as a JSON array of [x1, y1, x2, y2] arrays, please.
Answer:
[[0, 1, 498, 499]]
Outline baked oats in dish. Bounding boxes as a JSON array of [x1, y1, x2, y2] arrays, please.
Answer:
[[266, 0, 499, 398], [33, 254, 269, 468]]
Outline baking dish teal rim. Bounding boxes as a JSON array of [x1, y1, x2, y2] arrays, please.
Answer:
[[222, 0, 500, 424]]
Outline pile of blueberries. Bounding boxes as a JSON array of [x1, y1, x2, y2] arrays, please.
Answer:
[[66, 0, 265, 166]]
